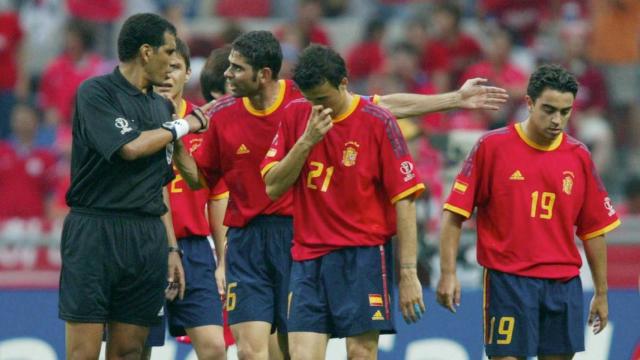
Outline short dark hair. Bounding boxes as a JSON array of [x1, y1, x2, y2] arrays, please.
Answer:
[[117, 13, 176, 62], [435, 3, 461, 26], [526, 64, 579, 102], [293, 45, 347, 91], [66, 18, 96, 50], [175, 37, 191, 70], [200, 46, 231, 102], [231, 30, 282, 79]]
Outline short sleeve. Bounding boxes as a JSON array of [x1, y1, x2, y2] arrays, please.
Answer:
[[76, 80, 140, 161], [260, 117, 288, 178], [193, 118, 223, 188], [443, 139, 485, 219], [576, 154, 621, 240], [209, 178, 229, 200], [378, 114, 425, 203]]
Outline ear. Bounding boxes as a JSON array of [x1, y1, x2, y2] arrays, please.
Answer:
[[525, 95, 534, 110], [339, 77, 349, 91], [140, 44, 153, 63], [259, 67, 273, 83], [185, 68, 192, 83]]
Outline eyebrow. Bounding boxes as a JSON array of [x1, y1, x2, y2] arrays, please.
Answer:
[[542, 104, 573, 112]]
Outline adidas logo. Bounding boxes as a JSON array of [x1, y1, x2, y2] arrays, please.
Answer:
[[371, 310, 385, 321], [236, 144, 250, 155], [509, 170, 525, 180]]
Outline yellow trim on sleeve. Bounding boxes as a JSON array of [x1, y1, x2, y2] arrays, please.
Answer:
[[243, 80, 286, 116], [515, 123, 563, 151], [210, 191, 229, 200], [332, 95, 360, 123], [372, 94, 380, 105], [580, 218, 621, 240], [443, 203, 471, 219], [390, 183, 425, 204], [260, 161, 279, 178]]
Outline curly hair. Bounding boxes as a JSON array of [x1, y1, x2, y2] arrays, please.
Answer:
[[293, 45, 347, 91], [527, 64, 578, 102]]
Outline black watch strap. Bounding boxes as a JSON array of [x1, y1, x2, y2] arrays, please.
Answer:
[[168, 245, 183, 257]]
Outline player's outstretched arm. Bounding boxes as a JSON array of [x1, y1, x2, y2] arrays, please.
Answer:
[[173, 140, 204, 190], [264, 106, 333, 200], [584, 235, 608, 334], [436, 210, 464, 313], [396, 197, 425, 324], [208, 196, 229, 298], [375, 78, 508, 119]]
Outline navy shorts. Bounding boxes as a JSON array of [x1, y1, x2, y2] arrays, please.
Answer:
[[225, 215, 293, 333], [483, 269, 584, 357], [288, 242, 395, 338], [59, 209, 167, 327], [166, 236, 223, 336]]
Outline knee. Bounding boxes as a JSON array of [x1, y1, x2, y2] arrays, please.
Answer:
[[67, 348, 100, 360], [346, 342, 377, 360], [195, 337, 227, 360], [288, 342, 313, 360], [106, 345, 144, 360], [237, 342, 268, 360]]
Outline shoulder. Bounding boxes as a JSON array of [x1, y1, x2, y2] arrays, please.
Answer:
[[209, 95, 240, 116], [77, 74, 112, 97], [477, 126, 513, 146], [564, 134, 593, 160]]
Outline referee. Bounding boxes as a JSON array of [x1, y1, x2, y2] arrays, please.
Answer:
[[58, 13, 210, 359]]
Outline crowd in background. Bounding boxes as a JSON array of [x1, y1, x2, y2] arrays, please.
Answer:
[[1, 0, 640, 286]]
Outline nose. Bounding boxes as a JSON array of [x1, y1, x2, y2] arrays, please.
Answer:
[[224, 67, 233, 79], [550, 112, 562, 126]]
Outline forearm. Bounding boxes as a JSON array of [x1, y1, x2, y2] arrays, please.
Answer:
[[161, 187, 178, 247], [439, 210, 464, 275], [208, 198, 228, 262], [396, 198, 419, 276], [119, 128, 173, 161], [173, 140, 203, 189], [584, 235, 608, 295], [264, 139, 314, 200], [377, 92, 462, 118]]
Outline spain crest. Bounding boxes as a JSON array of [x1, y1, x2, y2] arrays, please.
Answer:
[[342, 141, 359, 167], [562, 171, 574, 195]]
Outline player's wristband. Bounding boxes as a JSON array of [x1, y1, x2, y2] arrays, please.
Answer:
[[161, 119, 190, 141], [168, 245, 183, 257], [189, 107, 207, 132]]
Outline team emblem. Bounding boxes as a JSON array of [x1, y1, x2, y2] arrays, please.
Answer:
[[342, 141, 359, 167], [114, 117, 133, 134], [604, 197, 616, 216], [400, 161, 415, 182], [562, 171, 574, 195]]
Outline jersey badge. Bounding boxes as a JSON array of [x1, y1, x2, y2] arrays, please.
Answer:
[[236, 144, 250, 155], [562, 171, 574, 195], [453, 180, 468, 194], [371, 310, 385, 320], [509, 170, 525, 180], [604, 197, 616, 216], [115, 117, 133, 134], [368, 294, 383, 307], [342, 141, 359, 167], [400, 161, 416, 182]]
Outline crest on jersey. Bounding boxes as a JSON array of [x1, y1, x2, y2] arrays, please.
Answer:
[[115, 117, 133, 134], [342, 141, 359, 167], [400, 161, 416, 182], [604, 197, 616, 216], [562, 171, 574, 195]]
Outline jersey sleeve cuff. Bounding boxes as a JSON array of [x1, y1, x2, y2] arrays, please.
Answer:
[[260, 161, 279, 178], [443, 203, 472, 219], [390, 183, 425, 204], [209, 191, 229, 200], [372, 94, 380, 105], [579, 218, 621, 240]]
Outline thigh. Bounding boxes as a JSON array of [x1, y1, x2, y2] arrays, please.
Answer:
[[267, 218, 294, 334], [346, 330, 380, 359], [106, 321, 150, 359], [484, 269, 541, 358], [287, 259, 331, 335], [288, 332, 329, 360], [324, 243, 395, 338], [65, 322, 104, 360], [230, 321, 272, 359], [539, 276, 584, 356]]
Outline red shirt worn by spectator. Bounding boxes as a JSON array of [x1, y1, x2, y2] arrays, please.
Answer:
[[0, 11, 23, 91], [66, 0, 123, 22]]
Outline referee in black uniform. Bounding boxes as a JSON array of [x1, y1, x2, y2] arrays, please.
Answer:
[[58, 13, 211, 359]]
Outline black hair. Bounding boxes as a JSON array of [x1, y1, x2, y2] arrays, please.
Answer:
[[117, 13, 177, 62], [293, 44, 347, 91], [526, 64, 579, 102], [231, 30, 282, 79], [66, 18, 96, 50], [435, 3, 461, 27], [200, 45, 231, 102], [175, 37, 191, 70]]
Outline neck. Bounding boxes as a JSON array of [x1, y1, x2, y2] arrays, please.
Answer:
[[521, 119, 554, 147], [247, 79, 280, 110], [119, 61, 150, 93], [173, 94, 185, 115], [334, 91, 354, 119]]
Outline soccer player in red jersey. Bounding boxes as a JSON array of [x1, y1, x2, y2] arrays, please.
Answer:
[[436, 64, 621, 360], [173, 31, 508, 359], [261, 44, 425, 359]]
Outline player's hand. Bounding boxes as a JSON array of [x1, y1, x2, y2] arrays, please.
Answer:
[[215, 260, 226, 301], [457, 78, 509, 111], [588, 293, 608, 334], [436, 272, 461, 313], [185, 101, 215, 133], [300, 105, 333, 147], [167, 252, 186, 301], [398, 269, 425, 324]]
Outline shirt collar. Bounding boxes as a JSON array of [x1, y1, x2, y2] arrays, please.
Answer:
[[111, 66, 155, 97]]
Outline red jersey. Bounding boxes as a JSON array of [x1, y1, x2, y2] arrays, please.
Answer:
[[169, 100, 229, 239], [194, 80, 300, 227], [444, 123, 621, 279], [0, 11, 23, 90], [261, 96, 425, 261]]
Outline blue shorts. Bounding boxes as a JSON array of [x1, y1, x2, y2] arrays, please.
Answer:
[[166, 236, 223, 337], [225, 215, 293, 333], [483, 269, 584, 357], [288, 242, 395, 338]]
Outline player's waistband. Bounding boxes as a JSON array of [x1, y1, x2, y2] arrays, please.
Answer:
[[70, 207, 160, 219], [178, 234, 209, 242], [245, 215, 293, 227]]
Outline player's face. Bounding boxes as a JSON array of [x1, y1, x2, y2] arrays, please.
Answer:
[[224, 50, 260, 98], [146, 31, 177, 87], [300, 80, 347, 114], [527, 88, 574, 143], [155, 53, 190, 100]]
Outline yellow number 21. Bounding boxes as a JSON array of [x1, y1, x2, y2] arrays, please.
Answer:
[[307, 161, 334, 192]]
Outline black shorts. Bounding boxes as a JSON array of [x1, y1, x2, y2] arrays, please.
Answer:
[[59, 208, 167, 327]]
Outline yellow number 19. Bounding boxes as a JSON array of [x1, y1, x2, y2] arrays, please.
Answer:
[[487, 316, 515, 345], [530, 191, 555, 219]]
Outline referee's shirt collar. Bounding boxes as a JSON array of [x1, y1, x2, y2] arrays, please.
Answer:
[[112, 66, 156, 98]]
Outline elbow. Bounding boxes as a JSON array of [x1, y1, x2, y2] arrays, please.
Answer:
[[119, 143, 141, 161], [265, 184, 282, 201]]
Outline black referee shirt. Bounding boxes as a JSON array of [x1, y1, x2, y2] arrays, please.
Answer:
[[66, 67, 174, 216]]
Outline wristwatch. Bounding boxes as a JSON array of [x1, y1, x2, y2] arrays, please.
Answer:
[[168, 245, 183, 257]]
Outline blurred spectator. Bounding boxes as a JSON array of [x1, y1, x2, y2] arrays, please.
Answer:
[[65, 0, 124, 57], [161, 1, 190, 43], [38, 19, 105, 128], [403, 17, 429, 61], [618, 177, 640, 216], [478, 0, 549, 46], [422, 3, 482, 92], [18, 0, 66, 76], [346, 18, 386, 82], [49, 126, 72, 222], [215, 0, 270, 17], [462, 28, 527, 129], [276, 0, 331, 48], [0, 4, 28, 139], [0, 103, 57, 221]]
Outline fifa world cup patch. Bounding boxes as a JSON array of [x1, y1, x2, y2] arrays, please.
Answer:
[[368, 294, 383, 307], [371, 310, 385, 321]]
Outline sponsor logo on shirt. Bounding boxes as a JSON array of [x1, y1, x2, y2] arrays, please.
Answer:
[[604, 197, 616, 216], [188, 138, 203, 155], [342, 141, 359, 167], [453, 180, 468, 194], [236, 144, 250, 155], [369, 294, 383, 307], [114, 117, 133, 134], [562, 171, 574, 195], [400, 161, 415, 182], [509, 170, 525, 180], [371, 310, 385, 321]]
